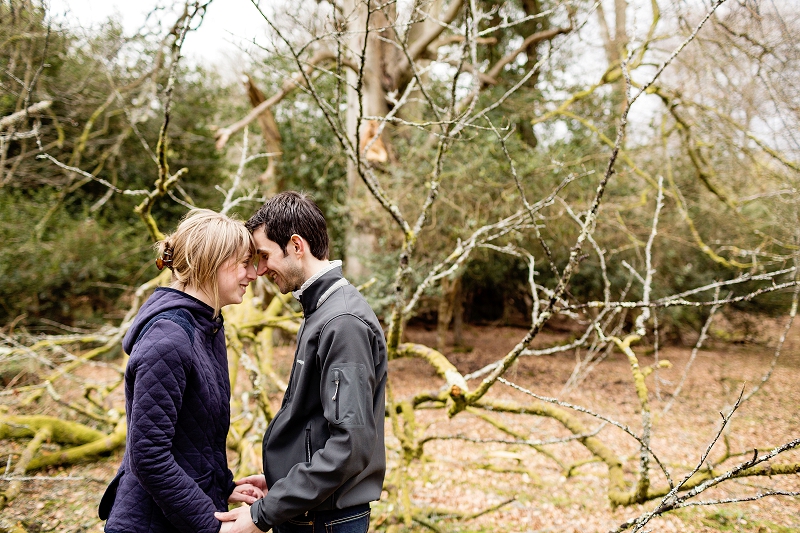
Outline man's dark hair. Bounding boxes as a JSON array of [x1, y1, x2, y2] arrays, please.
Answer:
[[246, 191, 330, 260]]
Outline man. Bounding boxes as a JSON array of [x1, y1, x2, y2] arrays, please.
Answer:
[[216, 191, 388, 533]]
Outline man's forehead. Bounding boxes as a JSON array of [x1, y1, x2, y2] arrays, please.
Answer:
[[253, 231, 280, 251]]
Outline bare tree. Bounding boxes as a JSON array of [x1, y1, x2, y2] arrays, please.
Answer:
[[2, 0, 800, 531]]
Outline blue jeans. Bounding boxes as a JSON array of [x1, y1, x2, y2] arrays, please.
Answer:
[[274, 504, 371, 533]]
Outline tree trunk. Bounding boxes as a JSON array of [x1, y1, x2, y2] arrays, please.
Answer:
[[452, 278, 464, 347], [245, 75, 283, 192], [342, 0, 397, 275], [437, 274, 463, 353], [596, 0, 629, 114]]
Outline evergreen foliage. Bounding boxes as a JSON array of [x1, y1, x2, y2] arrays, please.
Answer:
[[0, 0, 796, 336]]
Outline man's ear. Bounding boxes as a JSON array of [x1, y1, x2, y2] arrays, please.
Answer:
[[289, 234, 304, 257]]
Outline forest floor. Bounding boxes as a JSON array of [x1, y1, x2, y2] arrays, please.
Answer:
[[1, 318, 799, 533]]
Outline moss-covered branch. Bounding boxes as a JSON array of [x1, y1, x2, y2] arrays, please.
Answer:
[[609, 334, 652, 501], [472, 397, 629, 504], [396, 343, 469, 415], [27, 420, 126, 471], [0, 415, 104, 445], [0, 425, 51, 510], [0, 415, 125, 474], [464, 406, 567, 471]]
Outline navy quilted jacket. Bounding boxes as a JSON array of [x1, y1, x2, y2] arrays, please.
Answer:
[[102, 287, 235, 533]]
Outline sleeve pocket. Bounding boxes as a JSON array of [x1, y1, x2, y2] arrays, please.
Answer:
[[328, 363, 366, 427]]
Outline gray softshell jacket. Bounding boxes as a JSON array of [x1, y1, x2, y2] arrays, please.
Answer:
[[250, 265, 388, 531]]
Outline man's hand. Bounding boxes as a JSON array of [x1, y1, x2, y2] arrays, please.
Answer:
[[228, 483, 264, 505], [235, 474, 267, 493], [215, 505, 261, 533]]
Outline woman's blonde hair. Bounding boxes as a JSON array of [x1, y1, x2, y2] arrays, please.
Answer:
[[156, 209, 255, 317]]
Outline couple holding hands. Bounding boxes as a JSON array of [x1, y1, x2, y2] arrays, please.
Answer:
[[99, 192, 388, 533]]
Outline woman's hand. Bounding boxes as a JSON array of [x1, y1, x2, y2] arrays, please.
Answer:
[[228, 482, 264, 505]]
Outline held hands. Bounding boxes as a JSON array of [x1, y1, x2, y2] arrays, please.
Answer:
[[228, 482, 265, 505], [216, 505, 261, 533], [236, 474, 267, 492], [228, 474, 267, 505], [219, 475, 267, 532]]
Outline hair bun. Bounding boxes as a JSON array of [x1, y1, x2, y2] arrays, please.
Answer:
[[156, 245, 174, 271]]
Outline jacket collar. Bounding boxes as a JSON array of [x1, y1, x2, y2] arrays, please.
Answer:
[[295, 262, 348, 316]]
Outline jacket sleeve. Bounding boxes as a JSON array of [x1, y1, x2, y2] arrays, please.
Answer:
[[225, 469, 236, 501], [127, 320, 222, 533], [251, 313, 379, 530]]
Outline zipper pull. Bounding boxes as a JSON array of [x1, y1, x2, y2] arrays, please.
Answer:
[[332, 369, 340, 401]]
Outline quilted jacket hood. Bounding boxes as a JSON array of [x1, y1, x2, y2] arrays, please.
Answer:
[[123, 287, 222, 355]]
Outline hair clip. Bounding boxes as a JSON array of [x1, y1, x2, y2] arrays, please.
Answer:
[[156, 247, 173, 271]]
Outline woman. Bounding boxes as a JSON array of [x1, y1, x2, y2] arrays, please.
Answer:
[[100, 209, 263, 533]]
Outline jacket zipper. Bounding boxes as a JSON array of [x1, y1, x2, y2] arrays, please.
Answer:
[[283, 322, 306, 404], [305, 427, 312, 462], [332, 369, 341, 420]]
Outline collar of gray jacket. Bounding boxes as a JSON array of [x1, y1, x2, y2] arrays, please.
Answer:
[[293, 260, 344, 305], [315, 278, 350, 309]]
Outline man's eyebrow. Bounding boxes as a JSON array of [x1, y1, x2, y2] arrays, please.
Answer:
[[256, 248, 269, 255]]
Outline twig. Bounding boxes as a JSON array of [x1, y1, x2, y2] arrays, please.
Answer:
[[497, 377, 673, 488], [741, 269, 799, 403], [662, 287, 724, 415]]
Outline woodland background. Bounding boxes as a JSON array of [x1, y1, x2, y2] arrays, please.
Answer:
[[0, 0, 799, 532]]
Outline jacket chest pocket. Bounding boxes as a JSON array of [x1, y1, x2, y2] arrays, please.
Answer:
[[327, 363, 366, 427]]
